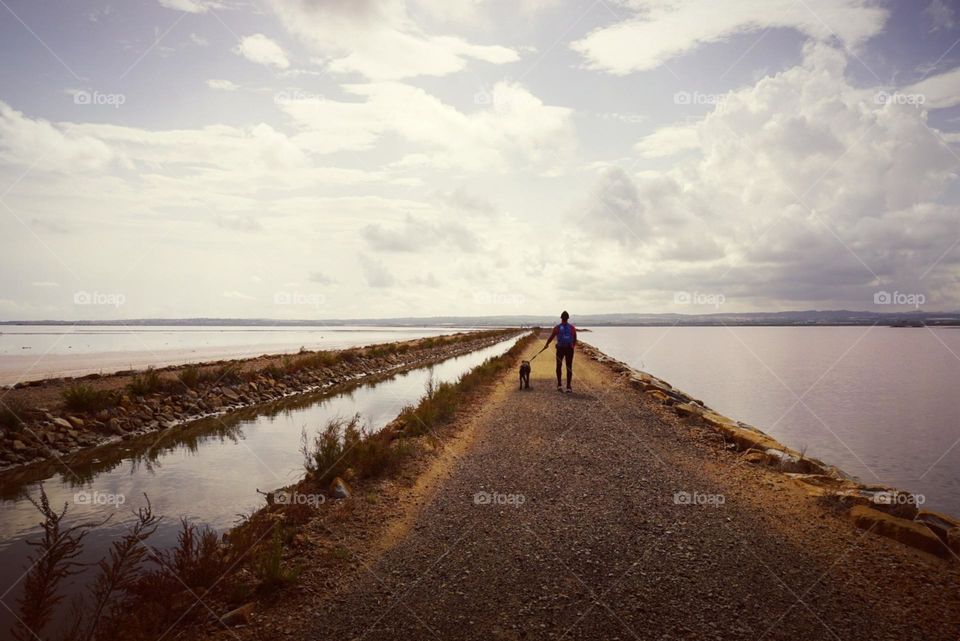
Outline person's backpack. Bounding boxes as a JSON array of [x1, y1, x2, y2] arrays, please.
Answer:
[[556, 323, 573, 348]]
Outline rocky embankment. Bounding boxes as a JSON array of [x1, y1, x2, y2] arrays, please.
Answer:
[[583, 344, 960, 561], [0, 329, 521, 472]]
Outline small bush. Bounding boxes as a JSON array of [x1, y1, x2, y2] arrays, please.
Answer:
[[61, 383, 115, 413], [176, 366, 200, 389], [0, 397, 31, 430], [149, 519, 225, 589], [214, 363, 241, 384], [251, 528, 300, 591], [128, 368, 165, 396]]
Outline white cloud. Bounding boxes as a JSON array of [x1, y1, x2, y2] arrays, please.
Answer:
[[925, 0, 956, 31], [267, 0, 519, 80], [634, 124, 699, 158], [571, 0, 889, 74], [0, 101, 116, 172], [282, 80, 575, 172], [206, 78, 240, 91], [158, 0, 220, 14], [233, 34, 290, 70], [575, 44, 960, 307], [903, 65, 960, 109]]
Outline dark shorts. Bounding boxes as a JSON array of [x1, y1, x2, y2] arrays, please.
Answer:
[[556, 345, 574, 368]]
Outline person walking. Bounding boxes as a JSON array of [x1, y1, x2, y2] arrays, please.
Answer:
[[543, 310, 577, 393]]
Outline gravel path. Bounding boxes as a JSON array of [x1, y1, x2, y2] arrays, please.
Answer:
[[309, 340, 960, 641]]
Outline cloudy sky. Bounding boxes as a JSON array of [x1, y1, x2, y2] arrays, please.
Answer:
[[0, 0, 959, 320]]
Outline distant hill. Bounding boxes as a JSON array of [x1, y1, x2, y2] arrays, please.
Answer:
[[3, 310, 960, 327]]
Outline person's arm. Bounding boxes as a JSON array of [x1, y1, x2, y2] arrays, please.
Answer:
[[544, 325, 557, 349], [571, 325, 578, 347]]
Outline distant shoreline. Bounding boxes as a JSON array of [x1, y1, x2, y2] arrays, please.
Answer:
[[2, 309, 960, 329]]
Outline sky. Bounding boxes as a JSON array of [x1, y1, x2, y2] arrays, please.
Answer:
[[0, 0, 959, 320]]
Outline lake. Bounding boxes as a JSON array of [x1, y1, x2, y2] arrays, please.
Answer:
[[0, 335, 521, 634], [0, 325, 473, 385], [587, 326, 960, 517]]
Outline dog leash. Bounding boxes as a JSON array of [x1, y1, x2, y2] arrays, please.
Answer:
[[529, 346, 547, 362]]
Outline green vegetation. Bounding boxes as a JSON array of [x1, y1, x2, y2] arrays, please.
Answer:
[[398, 331, 536, 437], [251, 528, 300, 590], [61, 383, 115, 413], [176, 365, 201, 389], [127, 368, 166, 396], [0, 397, 30, 431], [301, 414, 408, 485]]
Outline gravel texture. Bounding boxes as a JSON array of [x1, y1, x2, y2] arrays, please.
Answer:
[[188, 337, 959, 641]]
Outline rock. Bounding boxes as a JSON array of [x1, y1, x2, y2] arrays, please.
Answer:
[[915, 510, 960, 548], [222, 388, 240, 402], [674, 402, 704, 418], [330, 476, 351, 499], [949, 528, 960, 557], [645, 389, 671, 403], [108, 418, 124, 435], [12, 440, 27, 451], [67, 416, 84, 428], [220, 602, 255, 627], [52, 417, 72, 429], [850, 505, 949, 558]]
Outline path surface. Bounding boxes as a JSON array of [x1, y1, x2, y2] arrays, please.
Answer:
[[310, 339, 959, 641]]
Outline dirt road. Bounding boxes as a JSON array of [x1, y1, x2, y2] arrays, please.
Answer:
[[306, 339, 958, 640]]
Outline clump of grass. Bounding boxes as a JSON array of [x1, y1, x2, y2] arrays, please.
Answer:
[[0, 397, 31, 431], [251, 528, 300, 591], [12, 485, 94, 641], [61, 383, 115, 413], [128, 368, 166, 396], [176, 365, 201, 389], [301, 415, 408, 485], [396, 332, 536, 438], [148, 519, 225, 589], [214, 363, 242, 384]]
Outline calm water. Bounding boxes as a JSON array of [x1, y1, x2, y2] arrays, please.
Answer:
[[587, 326, 960, 516], [0, 325, 471, 384], [0, 336, 519, 633]]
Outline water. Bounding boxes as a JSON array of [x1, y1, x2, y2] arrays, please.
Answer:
[[0, 336, 520, 632], [0, 325, 472, 384], [586, 326, 960, 516]]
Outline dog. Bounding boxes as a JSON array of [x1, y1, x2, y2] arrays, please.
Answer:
[[519, 360, 531, 390]]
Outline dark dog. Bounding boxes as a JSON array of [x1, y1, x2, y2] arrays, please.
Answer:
[[519, 360, 531, 389]]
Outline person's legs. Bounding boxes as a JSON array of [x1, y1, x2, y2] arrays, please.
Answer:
[[555, 347, 562, 388], [564, 347, 574, 389]]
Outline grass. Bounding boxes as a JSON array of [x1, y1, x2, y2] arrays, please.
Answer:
[[127, 368, 167, 396], [251, 528, 300, 591], [0, 397, 31, 431], [176, 365, 201, 389], [61, 383, 115, 413], [397, 331, 536, 438], [301, 414, 412, 487], [301, 331, 534, 485]]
